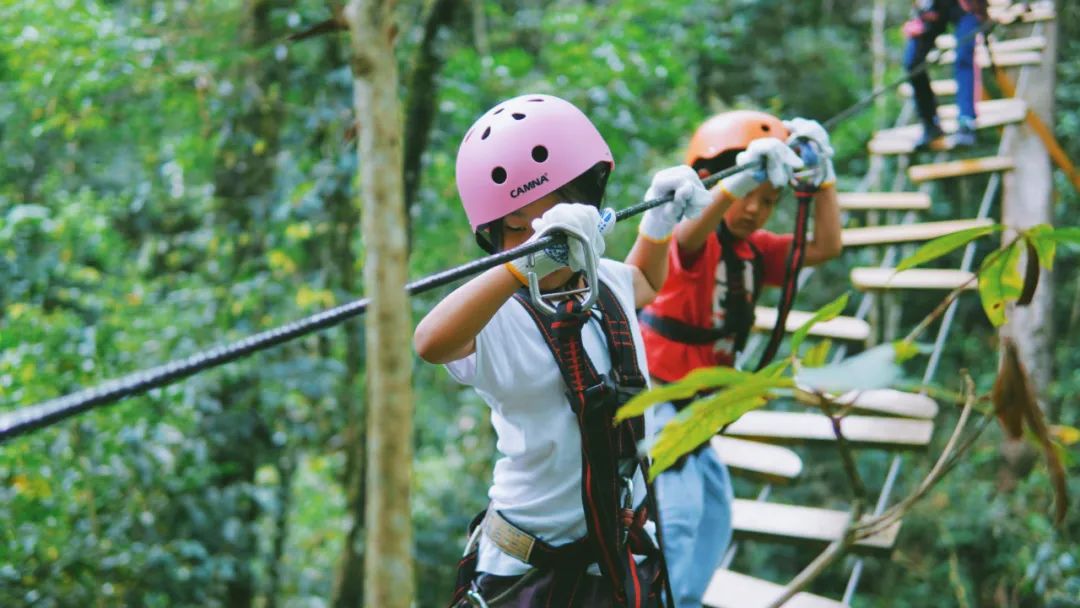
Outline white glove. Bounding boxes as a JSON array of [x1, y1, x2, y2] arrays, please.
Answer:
[[721, 138, 805, 199], [784, 118, 837, 188], [639, 165, 712, 242], [505, 203, 612, 284]]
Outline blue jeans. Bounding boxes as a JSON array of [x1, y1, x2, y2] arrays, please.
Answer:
[[653, 402, 734, 608], [904, 9, 981, 125]]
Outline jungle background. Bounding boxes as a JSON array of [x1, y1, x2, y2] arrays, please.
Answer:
[[1, 0, 1078, 606]]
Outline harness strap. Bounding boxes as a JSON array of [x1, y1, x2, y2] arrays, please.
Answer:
[[510, 281, 654, 607], [718, 221, 763, 354]]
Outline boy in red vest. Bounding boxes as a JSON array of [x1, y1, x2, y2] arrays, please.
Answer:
[[639, 111, 843, 607]]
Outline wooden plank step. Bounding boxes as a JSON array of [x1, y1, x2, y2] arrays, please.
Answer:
[[711, 436, 803, 484], [837, 191, 931, 211], [869, 99, 1027, 155], [704, 569, 848, 608], [753, 307, 870, 342], [795, 388, 939, 419], [841, 218, 994, 247], [936, 34, 1047, 54], [725, 411, 934, 449], [989, 2, 1056, 24], [908, 155, 1014, 182], [898, 79, 958, 98], [851, 268, 977, 291], [732, 498, 901, 555], [937, 48, 1042, 69]]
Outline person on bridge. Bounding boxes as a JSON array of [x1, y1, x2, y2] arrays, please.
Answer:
[[903, 0, 990, 148], [415, 93, 713, 607], [639, 110, 843, 608]]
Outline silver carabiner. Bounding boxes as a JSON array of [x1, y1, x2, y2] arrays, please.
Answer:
[[526, 224, 601, 316], [788, 136, 829, 192]]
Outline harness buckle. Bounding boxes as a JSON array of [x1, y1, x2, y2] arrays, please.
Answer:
[[526, 222, 601, 316], [618, 474, 634, 547]]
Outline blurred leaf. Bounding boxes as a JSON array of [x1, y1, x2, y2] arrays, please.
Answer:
[[649, 375, 791, 478], [978, 242, 1024, 327], [992, 339, 1029, 440], [1050, 425, 1080, 446], [802, 338, 832, 368], [789, 293, 849, 354], [892, 340, 922, 364], [794, 343, 904, 393], [1017, 241, 1039, 307], [1022, 224, 1056, 270], [1043, 226, 1080, 247], [614, 367, 757, 422], [895, 224, 1000, 271]]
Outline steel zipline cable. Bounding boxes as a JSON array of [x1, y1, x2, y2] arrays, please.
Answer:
[[1, 10, 1011, 443], [0, 161, 764, 443]]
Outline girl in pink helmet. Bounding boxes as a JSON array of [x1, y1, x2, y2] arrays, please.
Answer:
[[414, 94, 712, 607]]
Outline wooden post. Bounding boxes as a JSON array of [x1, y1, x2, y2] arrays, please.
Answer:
[[345, 2, 415, 607], [1000, 20, 1056, 402]]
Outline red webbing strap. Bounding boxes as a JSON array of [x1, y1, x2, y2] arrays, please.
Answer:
[[511, 283, 654, 607]]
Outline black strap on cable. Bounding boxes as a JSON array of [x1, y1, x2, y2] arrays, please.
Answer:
[[754, 190, 814, 370], [0, 160, 763, 443]]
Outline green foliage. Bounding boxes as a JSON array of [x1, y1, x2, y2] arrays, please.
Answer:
[[895, 224, 1002, 272], [789, 292, 849, 354]]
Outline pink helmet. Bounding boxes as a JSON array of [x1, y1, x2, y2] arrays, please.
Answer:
[[455, 94, 614, 232]]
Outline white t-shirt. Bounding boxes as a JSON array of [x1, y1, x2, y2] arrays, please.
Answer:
[[446, 258, 654, 576]]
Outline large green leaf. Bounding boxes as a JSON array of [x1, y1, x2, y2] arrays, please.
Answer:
[[789, 293, 849, 354], [614, 367, 757, 423], [802, 338, 833, 368], [1044, 226, 1080, 247], [978, 242, 1024, 327], [894, 224, 1001, 272], [1023, 224, 1056, 270], [648, 376, 792, 478]]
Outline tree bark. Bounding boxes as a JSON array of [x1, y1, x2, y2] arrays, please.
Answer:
[[345, 2, 415, 608], [1000, 20, 1057, 410], [403, 0, 462, 238]]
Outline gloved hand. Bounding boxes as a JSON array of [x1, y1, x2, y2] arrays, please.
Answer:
[[639, 165, 712, 242], [721, 138, 805, 200], [506, 203, 611, 284], [784, 117, 837, 188]]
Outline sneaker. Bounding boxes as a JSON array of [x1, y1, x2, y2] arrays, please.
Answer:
[[953, 116, 977, 147], [914, 120, 945, 150]]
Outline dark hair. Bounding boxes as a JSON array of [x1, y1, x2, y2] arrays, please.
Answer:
[[691, 149, 742, 178]]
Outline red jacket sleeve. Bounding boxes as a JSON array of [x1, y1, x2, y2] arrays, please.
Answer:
[[749, 230, 795, 287]]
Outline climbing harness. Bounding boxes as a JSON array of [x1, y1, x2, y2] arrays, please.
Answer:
[[448, 281, 669, 608]]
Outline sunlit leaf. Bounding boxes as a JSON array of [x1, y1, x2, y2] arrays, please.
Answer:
[[1044, 226, 1080, 247], [1022, 224, 1056, 270], [892, 339, 922, 364], [1017, 241, 1039, 307], [614, 367, 758, 422], [978, 242, 1024, 327], [801, 339, 832, 368], [1050, 424, 1080, 446], [648, 376, 791, 478], [795, 343, 903, 393], [895, 224, 1000, 271], [789, 293, 849, 354]]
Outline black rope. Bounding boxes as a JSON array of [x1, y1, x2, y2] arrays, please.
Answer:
[[755, 191, 814, 370], [823, 16, 999, 131], [0, 160, 761, 443]]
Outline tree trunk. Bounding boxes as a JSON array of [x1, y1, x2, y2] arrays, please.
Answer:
[[1000, 20, 1057, 410], [345, 2, 415, 608]]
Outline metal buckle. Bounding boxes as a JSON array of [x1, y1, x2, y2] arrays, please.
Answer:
[[788, 136, 828, 192], [619, 474, 634, 547], [526, 224, 600, 316]]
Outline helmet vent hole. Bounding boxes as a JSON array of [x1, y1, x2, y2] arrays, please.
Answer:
[[528, 98, 544, 102], [481, 126, 492, 140], [491, 167, 507, 184], [761, 124, 770, 132], [531, 146, 548, 162], [493, 108, 504, 114], [512, 113, 526, 120], [464, 128, 474, 142]]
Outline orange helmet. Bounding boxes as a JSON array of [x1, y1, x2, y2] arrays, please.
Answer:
[[685, 110, 790, 175]]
